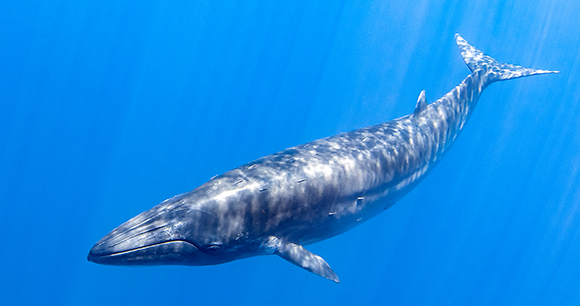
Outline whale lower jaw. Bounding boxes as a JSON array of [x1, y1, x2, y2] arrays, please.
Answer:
[[88, 240, 216, 266]]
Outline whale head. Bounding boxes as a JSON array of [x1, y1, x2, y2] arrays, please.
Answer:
[[88, 186, 251, 266]]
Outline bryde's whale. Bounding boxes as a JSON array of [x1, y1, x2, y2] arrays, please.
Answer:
[[88, 35, 557, 283]]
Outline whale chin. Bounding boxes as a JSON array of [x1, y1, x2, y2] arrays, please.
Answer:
[[88, 240, 197, 265], [87, 239, 229, 266]]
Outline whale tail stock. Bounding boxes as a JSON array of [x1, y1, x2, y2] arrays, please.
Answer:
[[455, 34, 558, 84]]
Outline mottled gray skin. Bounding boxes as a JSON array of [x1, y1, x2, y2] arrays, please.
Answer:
[[88, 35, 556, 283]]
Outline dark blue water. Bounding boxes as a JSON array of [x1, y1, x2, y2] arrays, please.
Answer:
[[2, 1, 579, 305]]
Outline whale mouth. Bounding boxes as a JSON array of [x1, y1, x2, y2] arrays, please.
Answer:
[[95, 240, 194, 257], [88, 239, 205, 265]]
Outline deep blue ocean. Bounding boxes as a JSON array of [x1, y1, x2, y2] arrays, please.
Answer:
[[2, 1, 579, 305]]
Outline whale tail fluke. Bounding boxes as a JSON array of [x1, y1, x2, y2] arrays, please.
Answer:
[[455, 34, 558, 83]]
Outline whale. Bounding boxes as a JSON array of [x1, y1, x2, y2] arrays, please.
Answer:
[[88, 34, 557, 283]]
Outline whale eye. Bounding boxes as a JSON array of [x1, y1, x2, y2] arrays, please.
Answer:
[[204, 242, 223, 251]]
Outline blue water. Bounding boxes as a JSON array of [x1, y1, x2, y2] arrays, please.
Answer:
[[2, 0, 579, 305]]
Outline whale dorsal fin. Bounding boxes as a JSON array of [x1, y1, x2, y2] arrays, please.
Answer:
[[263, 237, 339, 283], [413, 90, 427, 117]]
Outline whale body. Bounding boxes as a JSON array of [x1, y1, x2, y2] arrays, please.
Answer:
[[88, 35, 557, 283]]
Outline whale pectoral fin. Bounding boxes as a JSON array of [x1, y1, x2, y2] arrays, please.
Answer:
[[276, 242, 340, 283]]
